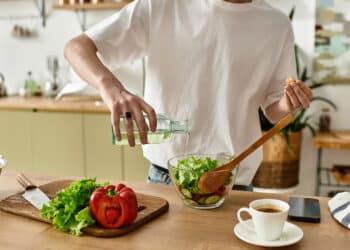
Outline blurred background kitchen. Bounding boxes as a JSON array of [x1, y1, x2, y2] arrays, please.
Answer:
[[1, 0, 350, 197]]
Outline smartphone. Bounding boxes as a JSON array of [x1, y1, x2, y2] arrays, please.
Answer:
[[288, 197, 321, 223]]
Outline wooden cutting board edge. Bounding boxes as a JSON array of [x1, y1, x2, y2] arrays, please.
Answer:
[[0, 180, 170, 238]]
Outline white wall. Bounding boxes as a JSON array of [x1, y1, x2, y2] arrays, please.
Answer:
[[0, 0, 143, 96], [1, 0, 349, 195]]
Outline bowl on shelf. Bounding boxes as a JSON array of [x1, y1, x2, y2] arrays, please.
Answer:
[[168, 154, 237, 210]]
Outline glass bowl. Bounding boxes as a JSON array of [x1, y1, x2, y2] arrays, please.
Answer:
[[168, 154, 237, 209]]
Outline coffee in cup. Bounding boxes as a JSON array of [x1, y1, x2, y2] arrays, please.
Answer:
[[237, 199, 289, 241], [254, 205, 283, 213]]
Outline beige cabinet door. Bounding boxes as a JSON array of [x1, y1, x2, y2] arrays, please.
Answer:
[[83, 114, 123, 181], [123, 145, 150, 182], [31, 112, 84, 177], [0, 110, 33, 172]]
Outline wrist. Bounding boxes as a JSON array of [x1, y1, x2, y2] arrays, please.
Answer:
[[98, 76, 125, 93], [277, 98, 291, 114]]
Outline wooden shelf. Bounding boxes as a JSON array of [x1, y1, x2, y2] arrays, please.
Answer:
[[53, 1, 132, 11], [313, 131, 350, 150]]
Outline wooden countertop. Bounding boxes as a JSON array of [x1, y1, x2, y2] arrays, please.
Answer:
[[0, 170, 349, 250], [313, 131, 350, 150], [0, 96, 109, 114]]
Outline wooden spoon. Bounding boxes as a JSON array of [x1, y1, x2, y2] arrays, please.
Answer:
[[197, 113, 295, 194]]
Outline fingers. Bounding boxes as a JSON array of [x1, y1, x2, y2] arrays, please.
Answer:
[[140, 101, 157, 132], [122, 107, 136, 147], [107, 89, 156, 146], [284, 79, 313, 111], [131, 104, 149, 145], [285, 84, 302, 110], [111, 109, 122, 142], [283, 91, 293, 112], [293, 81, 311, 109], [118, 93, 136, 147], [299, 81, 313, 100]]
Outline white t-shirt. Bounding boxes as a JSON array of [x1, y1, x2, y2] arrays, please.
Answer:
[[85, 0, 297, 185]]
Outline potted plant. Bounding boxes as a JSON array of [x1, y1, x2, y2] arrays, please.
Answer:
[[253, 7, 337, 190]]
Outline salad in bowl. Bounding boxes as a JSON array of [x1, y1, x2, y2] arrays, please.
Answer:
[[168, 154, 237, 209]]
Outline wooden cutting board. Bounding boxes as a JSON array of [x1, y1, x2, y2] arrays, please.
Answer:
[[0, 180, 169, 237]]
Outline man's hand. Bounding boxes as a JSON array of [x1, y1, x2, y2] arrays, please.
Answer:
[[264, 78, 313, 123], [279, 78, 313, 113], [64, 34, 157, 147], [99, 82, 157, 147]]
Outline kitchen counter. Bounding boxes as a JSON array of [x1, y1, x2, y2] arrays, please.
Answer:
[[0, 170, 349, 250], [0, 96, 109, 113]]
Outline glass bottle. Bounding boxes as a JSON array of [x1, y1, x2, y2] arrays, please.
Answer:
[[112, 114, 189, 145], [319, 108, 331, 132], [24, 71, 35, 96]]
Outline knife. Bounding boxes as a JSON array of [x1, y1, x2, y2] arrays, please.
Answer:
[[16, 173, 50, 210]]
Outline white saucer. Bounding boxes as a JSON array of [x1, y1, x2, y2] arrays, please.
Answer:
[[234, 219, 303, 248]]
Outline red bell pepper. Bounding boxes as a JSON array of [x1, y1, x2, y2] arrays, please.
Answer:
[[89, 183, 138, 229]]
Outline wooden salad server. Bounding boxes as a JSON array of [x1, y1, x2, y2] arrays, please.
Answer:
[[198, 113, 295, 194]]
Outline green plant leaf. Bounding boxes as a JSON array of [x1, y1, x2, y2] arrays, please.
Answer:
[[292, 109, 306, 130], [303, 114, 314, 124], [258, 107, 274, 131], [300, 67, 309, 82], [312, 96, 338, 111], [295, 45, 300, 77], [282, 128, 291, 148], [289, 6, 296, 21], [309, 82, 325, 89], [305, 123, 316, 137]]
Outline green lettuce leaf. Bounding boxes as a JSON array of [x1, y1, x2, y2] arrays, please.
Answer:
[[41, 178, 107, 236], [173, 156, 218, 193]]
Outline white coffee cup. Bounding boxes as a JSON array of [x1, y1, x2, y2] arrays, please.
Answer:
[[237, 199, 290, 241]]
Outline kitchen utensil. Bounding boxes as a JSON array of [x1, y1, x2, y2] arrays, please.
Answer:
[[0, 180, 169, 237], [198, 113, 294, 194], [0, 73, 7, 97], [45, 56, 59, 97], [168, 154, 236, 209], [16, 173, 50, 210]]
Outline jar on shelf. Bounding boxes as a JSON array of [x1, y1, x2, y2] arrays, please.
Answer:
[[319, 108, 331, 132], [58, 0, 70, 5]]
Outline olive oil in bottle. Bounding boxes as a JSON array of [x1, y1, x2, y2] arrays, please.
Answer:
[[112, 114, 189, 145]]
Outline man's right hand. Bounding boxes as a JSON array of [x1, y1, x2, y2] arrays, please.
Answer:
[[64, 34, 156, 147], [99, 81, 157, 147]]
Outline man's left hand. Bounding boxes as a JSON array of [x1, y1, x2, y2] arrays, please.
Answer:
[[279, 80, 313, 113]]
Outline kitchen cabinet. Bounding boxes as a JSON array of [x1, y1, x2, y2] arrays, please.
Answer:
[[0, 98, 150, 181], [124, 145, 150, 182], [31, 112, 85, 176], [0, 110, 32, 172], [83, 114, 123, 181]]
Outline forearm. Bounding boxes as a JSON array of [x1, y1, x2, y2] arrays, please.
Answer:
[[264, 101, 289, 124], [64, 34, 124, 91]]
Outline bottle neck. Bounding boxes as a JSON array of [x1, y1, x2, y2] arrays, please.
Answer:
[[171, 120, 189, 134]]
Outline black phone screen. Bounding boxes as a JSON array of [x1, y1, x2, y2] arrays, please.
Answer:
[[288, 197, 321, 223]]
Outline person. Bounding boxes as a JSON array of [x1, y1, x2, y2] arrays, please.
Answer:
[[64, 0, 313, 188]]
